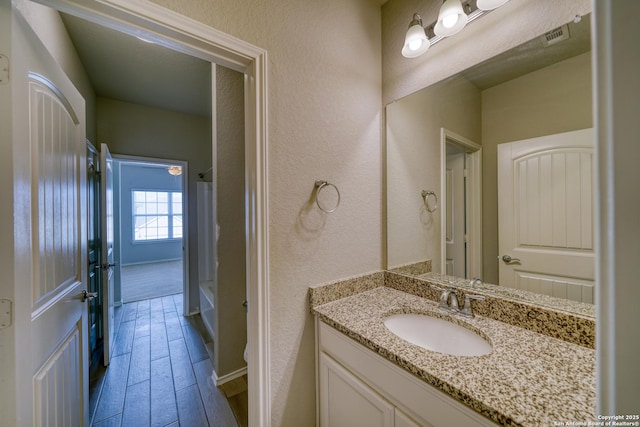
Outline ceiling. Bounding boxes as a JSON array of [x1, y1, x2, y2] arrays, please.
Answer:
[[60, 8, 588, 117], [460, 14, 591, 90], [60, 13, 212, 117]]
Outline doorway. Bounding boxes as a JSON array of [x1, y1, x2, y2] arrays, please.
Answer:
[[440, 128, 482, 279], [114, 158, 187, 304], [29, 1, 270, 425]]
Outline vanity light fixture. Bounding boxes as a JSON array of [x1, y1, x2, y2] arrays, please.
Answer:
[[401, 0, 511, 59], [476, 0, 509, 11], [402, 14, 430, 58], [434, 0, 468, 37]]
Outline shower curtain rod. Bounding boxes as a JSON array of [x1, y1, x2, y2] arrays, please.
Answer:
[[198, 166, 213, 179]]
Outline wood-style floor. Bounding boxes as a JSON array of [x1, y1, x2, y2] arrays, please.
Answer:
[[89, 294, 247, 427]]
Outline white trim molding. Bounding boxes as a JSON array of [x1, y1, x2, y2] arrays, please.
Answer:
[[212, 366, 248, 387], [32, 0, 271, 424], [440, 128, 482, 279]]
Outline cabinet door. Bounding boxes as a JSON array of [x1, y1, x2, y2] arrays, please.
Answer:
[[395, 408, 430, 427], [319, 352, 394, 427]]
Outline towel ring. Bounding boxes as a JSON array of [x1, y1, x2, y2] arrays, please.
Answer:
[[315, 180, 341, 213], [421, 190, 437, 213]]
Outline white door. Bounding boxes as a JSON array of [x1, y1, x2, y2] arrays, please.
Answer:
[[11, 5, 89, 425], [100, 144, 115, 365], [498, 128, 594, 303], [445, 152, 466, 277]]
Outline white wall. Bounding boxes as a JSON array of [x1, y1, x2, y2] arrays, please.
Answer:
[[96, 98, 212, 314], [148, 1, 382, 423], [386, 75, 480, 270], [214, 65, 247, 377]]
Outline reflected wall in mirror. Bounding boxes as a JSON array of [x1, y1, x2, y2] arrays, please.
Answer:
[[386, 15, 594, 310]]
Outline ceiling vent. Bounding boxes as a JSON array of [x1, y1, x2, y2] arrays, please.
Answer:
[[542, 24, 571, 46]]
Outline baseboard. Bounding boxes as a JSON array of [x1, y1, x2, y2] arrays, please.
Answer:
[[211, 366, 247, 387]]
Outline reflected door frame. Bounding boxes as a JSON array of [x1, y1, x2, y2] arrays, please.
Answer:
[[440, 128, 482, 279]]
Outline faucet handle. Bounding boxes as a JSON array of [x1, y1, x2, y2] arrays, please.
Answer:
[[460, 294, 485, 317], [429, 284, 445, 292], [468, 278, 482, 287]]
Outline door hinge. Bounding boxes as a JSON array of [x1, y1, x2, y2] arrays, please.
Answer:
[[0, 54, 9, 84], [463, 168, 468, 178], [0, 299, 12, 330]]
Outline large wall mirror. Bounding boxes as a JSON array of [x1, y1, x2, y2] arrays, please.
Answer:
[[386, 14, 594, 316]]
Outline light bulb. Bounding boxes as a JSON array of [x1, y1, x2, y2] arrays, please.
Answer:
[[409, 39, 423, 51], [434, 0, 468, 37], [442, 13, 458, 29], [402, 15, 430, 58]]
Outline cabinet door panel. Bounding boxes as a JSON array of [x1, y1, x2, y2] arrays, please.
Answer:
[[319, 352, 394, 427], [395, 409, 428, 427]]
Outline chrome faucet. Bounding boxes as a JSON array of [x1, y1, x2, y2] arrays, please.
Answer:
[[459, 294, 485, 318], [431, 284, 485, 317], [468, 278, 482, 288]]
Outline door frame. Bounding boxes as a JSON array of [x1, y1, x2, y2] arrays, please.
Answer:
[[112, 154, 190, 309], [440, 128, 482, 279], [32, 0, 271, 423]]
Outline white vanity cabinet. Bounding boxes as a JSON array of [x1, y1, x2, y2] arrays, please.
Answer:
[[316, 318, 500, 427]]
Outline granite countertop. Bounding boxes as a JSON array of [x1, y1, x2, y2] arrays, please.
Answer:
[[312, 286, 596, 427]]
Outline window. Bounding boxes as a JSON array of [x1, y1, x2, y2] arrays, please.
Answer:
[[133, 190, 183, 241]]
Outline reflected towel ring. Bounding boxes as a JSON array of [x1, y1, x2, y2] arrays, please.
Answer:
[[421, 190, 437, 213], [314, 180, 341, 213]]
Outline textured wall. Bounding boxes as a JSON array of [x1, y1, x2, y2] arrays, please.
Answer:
[[147, 0, 383, 424], [96, 98, 212, 314], [214, 65, 247, 377], [382, 0, 592, 105], [386, 75, 480, 271], [481, 52, 592, 284]]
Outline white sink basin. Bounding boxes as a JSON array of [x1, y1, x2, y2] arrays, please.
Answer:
[[383, 313, 492, 357]]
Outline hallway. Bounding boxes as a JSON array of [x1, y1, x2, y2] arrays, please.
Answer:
[[90, 294, 242, 426]]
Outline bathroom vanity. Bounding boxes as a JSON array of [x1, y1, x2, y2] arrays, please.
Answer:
[[310, 274, 595, 427]]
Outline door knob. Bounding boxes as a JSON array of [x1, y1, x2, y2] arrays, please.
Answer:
[[501, 254, 521, 264], [80, 290, 98, 303], [98, 263, 117, 270]]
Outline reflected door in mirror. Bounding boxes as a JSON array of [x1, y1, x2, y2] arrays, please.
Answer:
[[498, 128, 595, 303]]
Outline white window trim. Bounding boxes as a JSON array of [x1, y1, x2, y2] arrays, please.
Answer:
[[132, 190, 183, 242]]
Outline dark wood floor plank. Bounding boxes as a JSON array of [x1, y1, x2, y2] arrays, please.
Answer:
[[92, 413, 121, 427], [150, 320, 169, 361], [161, 295, 176, 313], [168, 338, 196, 391], [193, 358, 238, 427], [150, 356, 178, 427], [121, 302, 138, 323], [183, 322, 209, 364], [122, 380, 150, 426], [164, 311, 184, 342], [112, 319, 135, 357], [149, 298, 164, 323], [92, 301, 244, 427], [176, 384, 209, 427], [93, 352, 131, 423], [128, 335, 150, 386]]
